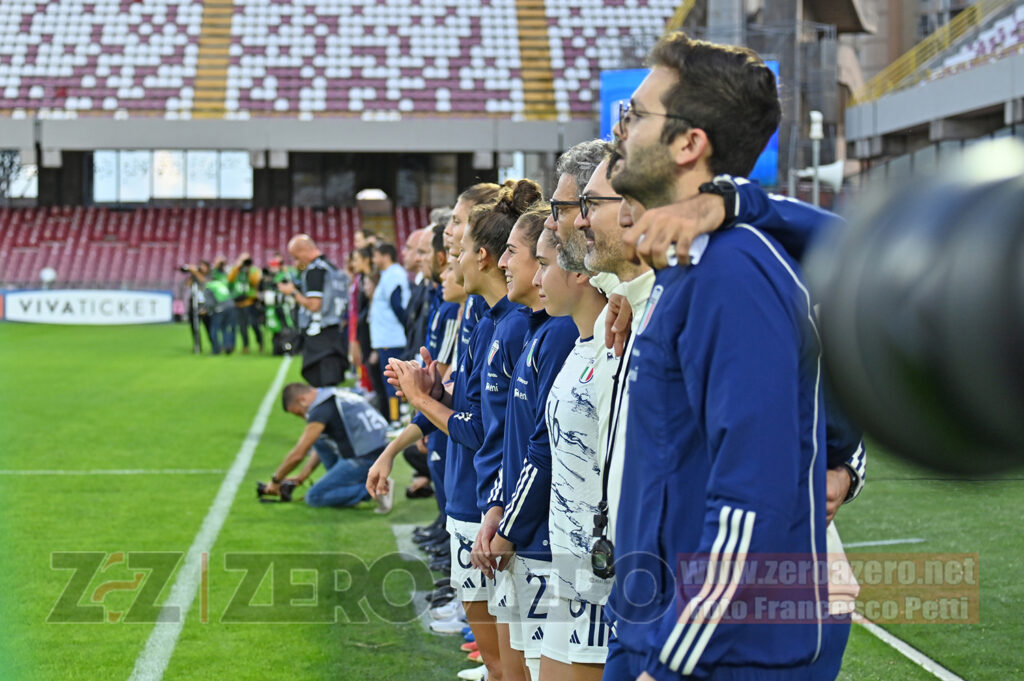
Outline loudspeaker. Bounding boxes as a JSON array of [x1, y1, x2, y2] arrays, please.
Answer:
[[796, 159, 845, 192]]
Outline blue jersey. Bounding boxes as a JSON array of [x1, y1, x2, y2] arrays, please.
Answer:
[[421, 289, 461, 515], [611, 224, 827, 677], [412, 295, 493, 522], [457, 295, 487, 366], [494, 311, 578, 561], [473, 296, 530, 515], [425, 295, 460, 367]]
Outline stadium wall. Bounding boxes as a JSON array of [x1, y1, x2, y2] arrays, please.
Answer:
[[846, 49, 1024, 158], [4, 118, 598, 159]]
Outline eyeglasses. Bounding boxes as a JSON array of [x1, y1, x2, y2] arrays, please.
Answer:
[[618, 101, 692, 134], [549, 198, 579, 222], [579, 194, 623, 219]]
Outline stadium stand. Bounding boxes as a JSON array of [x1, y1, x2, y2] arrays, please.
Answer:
[[546, 0, 677, 118], [227, 0, 525, 119], [934, 2, 1024, 77], [0, 0, 678, 120], [0, 206, 361, 288], [0, 0, 202, 117]]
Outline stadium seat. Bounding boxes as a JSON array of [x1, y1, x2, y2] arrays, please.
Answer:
[[0, 0, 676, 118], [0, 0, 200, 116], [0, 206, 363, 289]]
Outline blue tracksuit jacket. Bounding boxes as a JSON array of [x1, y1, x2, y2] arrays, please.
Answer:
[[613, 224, 828, 679], [493, 310, 579, 560], [413, 294, 491, 522], [422, 290, 462, 515], [473, 296, 531, 515]]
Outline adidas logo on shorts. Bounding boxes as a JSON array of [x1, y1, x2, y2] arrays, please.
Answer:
[[570, 630, 580, 645], [462, 578, 475, 589], [531, 629, 544, 641]]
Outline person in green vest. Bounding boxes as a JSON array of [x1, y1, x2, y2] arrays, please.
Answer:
[[262, 254, 297, 335], [184, 257, 236, 355], [229, 252, 264, 354], [206, 256, 238, 355]]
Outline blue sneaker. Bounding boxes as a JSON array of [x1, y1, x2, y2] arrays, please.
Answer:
[[461, 626, 472, 636], [463, 632, 475, 643]]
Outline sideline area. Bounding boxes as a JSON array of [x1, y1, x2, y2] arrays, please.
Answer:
[[0, 324, 1016, 680]]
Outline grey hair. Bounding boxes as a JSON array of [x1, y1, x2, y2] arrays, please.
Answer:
[[554, 139, 607, 193], [429, 207, 453, 228]]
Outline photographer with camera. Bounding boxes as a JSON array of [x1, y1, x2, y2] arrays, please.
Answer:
[[183, 257, 236, 355], [229, 253, 264, 354], [261, 253, 300, 355], [277, 235, 351, 387], [258, 382, 394, 512], [180, 260, 212, 353]]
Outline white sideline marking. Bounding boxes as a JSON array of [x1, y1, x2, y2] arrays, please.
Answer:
[[853, 613, 967, 681], [0, 469, 227, 476], [845, 538, 927, 548], [127, 357, 292, 681], [390, 523, 437, 633], [391, 523, 425, 558]]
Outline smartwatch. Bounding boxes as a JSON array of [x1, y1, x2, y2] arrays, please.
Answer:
[[697, 175, 739, 227]]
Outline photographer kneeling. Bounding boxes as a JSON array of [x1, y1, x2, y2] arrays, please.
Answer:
[[259, 383, 394, 512]]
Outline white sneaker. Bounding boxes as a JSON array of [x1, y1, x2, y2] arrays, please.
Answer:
[[456, 665, 487, 680], [429, 600, 463, 621], [429, 615, 468, 634], [374, 477, 394, 514]]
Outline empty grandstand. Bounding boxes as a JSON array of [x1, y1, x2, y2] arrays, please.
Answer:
[[0, 205, 362, 289], [0, 0, 691, 292], [846, 0, 1024, 189], [0, 0, 673, 120]]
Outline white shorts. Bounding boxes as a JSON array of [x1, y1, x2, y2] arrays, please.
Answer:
[[447, 517, 493, 602], [509, 556, 554, 659], [541, 596, 611, 665], [488, 564, 519, 621]]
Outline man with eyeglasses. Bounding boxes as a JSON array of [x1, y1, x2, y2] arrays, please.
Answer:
[[597, 32, 835, 681]]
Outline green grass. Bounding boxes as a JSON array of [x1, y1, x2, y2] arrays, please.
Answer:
[[0, 324, 462, 681], [834, 447, 1024, 680], [0, 323, 1020, 680]]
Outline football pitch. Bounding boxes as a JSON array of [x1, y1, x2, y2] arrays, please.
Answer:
[[0, 323, 1019, 681]]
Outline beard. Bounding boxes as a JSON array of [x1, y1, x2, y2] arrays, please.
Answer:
[[609, 139, 676, 209], [556, 229, 592, 275]]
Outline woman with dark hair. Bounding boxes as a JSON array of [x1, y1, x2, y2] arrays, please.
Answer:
[[484, 203, 580, 681], [381, 179, 542, 681]]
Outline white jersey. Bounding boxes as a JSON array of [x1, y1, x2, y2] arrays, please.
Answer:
[[546, 334, 616, 603]]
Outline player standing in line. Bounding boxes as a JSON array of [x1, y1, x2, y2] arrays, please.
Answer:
[[473, 205, 579, 681], [367, 183, 497, 671], [414, 222, 463, 515], [606, 33, 826, 681], [532, 226, 612, 681], [387, 181, 541, 681]]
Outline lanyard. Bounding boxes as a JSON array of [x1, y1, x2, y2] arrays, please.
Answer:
[[595, 332, 633, 538]]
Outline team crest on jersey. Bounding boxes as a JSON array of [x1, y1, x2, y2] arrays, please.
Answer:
[[525, 338, 538, 369], [579, 363, 595, 383], [488, 339, 501, 365], [638, 285, 664, 334]]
